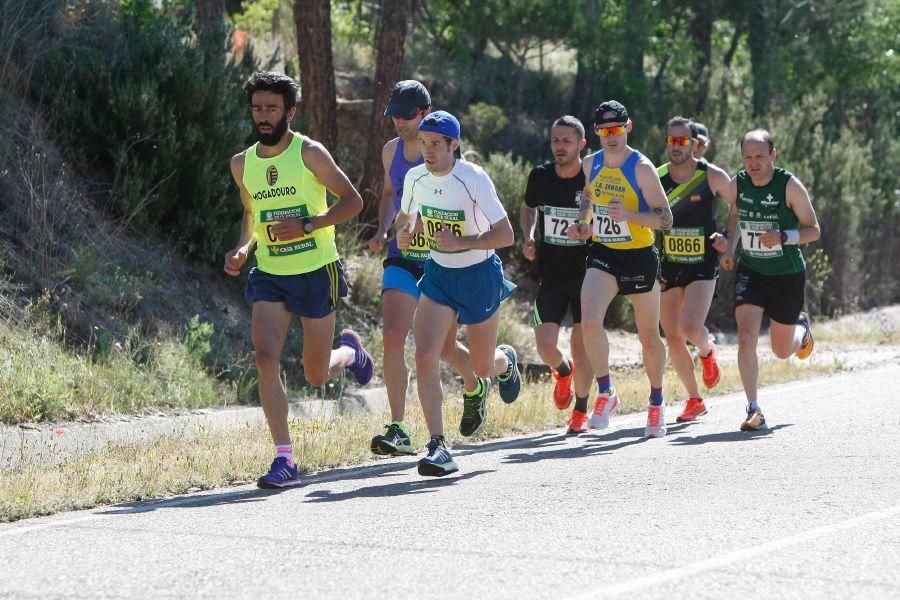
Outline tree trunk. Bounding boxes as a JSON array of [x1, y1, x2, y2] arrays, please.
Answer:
[[688, 2, 714, 115], [358, 0, 410, 225], [569, 0, 601, 128], [196, 0, 226, 43], [295, 0, 338, 150], [623, 0, 648, 115], [748, 0, 771, 118]]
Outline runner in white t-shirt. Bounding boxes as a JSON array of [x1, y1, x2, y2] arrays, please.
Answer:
[[395, 111, 521, 477]]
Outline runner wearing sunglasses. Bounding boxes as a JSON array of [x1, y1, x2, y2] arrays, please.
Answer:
[[567, 100, 673, 438], [656, 116, 732, 422]]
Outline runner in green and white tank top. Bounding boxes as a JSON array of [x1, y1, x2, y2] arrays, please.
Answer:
[[717, 129, 821, 433]]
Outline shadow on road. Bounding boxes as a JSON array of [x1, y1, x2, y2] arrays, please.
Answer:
[[304, 469, 494, 503], [500, 423, 693, 464], [99, 487, 285, 515], [668, 423, 793, 446]]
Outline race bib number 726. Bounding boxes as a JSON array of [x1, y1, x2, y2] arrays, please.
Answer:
[[592, 204, 632, 244]]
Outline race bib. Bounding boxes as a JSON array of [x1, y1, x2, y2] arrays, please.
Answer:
[[542, 206, 584, 246], [400, 218, 430, 261], [260, 204, 317, 256], [739, 221, 782, 258], [421, 205, 467, 254], [663, 226, 705, 264], [592, 204, 632, 244]]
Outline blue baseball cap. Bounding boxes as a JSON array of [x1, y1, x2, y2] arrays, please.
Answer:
[[384, 80, 431, 119], [418, 110, 461, 140]]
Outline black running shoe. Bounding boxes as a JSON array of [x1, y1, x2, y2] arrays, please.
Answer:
[[496, 345, 521, 404], [459, 377, 489, 437], [370, 422, 415, 456], [417, 436, 459, 477]]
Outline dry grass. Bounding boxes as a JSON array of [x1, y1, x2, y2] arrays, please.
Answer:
[[0, 354, 843, 522]]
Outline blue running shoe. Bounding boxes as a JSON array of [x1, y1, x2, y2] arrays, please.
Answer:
[[417, 436, 459, 477], [496, 344, 521, 404], [257, 456, 302, 489], [339, 329, 375, 385]]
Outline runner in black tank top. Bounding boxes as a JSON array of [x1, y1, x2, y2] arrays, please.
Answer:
[[520, 116, 594, 434], [656, 117, 731, 424]]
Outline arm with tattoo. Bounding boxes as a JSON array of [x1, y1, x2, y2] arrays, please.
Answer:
[[653, 205, 673, 230]]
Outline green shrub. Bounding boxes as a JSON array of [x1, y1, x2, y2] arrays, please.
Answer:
[[36, 2, 263, 264]]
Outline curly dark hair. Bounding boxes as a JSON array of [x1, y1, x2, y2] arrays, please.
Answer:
[[242, 71, 300, 110]]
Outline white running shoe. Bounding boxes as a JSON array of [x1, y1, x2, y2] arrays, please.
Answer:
[[645, 404, 667, 438], [588, 389, 620, 431]]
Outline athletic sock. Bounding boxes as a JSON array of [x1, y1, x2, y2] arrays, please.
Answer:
[[649, 387, 664, 407], [463, 378, 484, 398], [574, 394, 589, 413], [555, 359, 572, 377], [275, 444, 295, 468], [498, 355, 513, 381], [390, 420, 410, 435], [596, 374, 611, 394], [748, 400, 760, 412]]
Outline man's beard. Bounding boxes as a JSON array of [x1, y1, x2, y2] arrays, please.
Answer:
[[256, 114, 289, 146], [668, 150, 690, 165]]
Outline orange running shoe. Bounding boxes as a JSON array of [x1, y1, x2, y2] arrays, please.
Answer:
[[551, 359, 575, 410], [566, 409, 589, 434], [795, 312, 814, 359], [676, 397, 708, 422], [699, 334, 721, 389]]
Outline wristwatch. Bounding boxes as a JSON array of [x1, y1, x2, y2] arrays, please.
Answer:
[[780, 231, 787, 244], [301, 218, 315, 235]]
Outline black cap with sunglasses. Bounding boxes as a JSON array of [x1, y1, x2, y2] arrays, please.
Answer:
[[593, 100, 629, 125], [384, 80, 431, 120]]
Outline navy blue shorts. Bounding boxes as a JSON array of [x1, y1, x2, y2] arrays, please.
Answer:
[[419, 255, 516, 325], [245, 261, 348, 318]]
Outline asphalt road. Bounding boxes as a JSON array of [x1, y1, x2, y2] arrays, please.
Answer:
[[2, 365, 899, 599]]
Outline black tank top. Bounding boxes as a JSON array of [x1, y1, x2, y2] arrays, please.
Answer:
[[657, 159, 718, 265]]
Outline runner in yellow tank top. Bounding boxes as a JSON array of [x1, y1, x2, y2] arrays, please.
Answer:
[[567, 100, 674, 439], [222, 71, 374, 489]]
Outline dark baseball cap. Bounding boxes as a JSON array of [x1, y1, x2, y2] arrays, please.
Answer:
[[418, 110, 461, 140], [694, 122, 710, 142], [384, 80, 431, 119], [594, 100, 629, 125]]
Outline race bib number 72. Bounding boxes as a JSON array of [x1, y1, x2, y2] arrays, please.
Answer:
[[542, 206, 584, 246]]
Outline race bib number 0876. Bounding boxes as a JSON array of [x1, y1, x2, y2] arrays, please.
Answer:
[[421, 205, 467, 254]]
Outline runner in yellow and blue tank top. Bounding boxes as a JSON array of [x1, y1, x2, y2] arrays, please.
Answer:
[[223, 71, 374, 489], [716, 129, 820, 432], [364, 81, 477, 458], [656, 117, 732, 424], [567, 100, 674, 439]]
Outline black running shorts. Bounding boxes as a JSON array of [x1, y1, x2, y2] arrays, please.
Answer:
[[586, 244, 660, 295], [533, 278, 583, 326], [734, 265, 805, 325]]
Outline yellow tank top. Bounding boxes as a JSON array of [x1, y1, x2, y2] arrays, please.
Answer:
[[587, 149, 654, 249], [243, 132, 339, 275]]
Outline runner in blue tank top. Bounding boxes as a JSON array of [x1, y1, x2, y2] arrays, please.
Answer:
[[365, 81, 477, 456]]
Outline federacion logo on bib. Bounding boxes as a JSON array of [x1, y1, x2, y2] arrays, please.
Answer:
[[266, 165, 279, 187]]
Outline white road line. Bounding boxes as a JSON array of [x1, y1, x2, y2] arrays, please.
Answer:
[[569, 503, 900, 599]]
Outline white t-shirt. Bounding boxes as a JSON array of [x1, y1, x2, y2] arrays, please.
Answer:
[[400, 159, 508, 268]]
